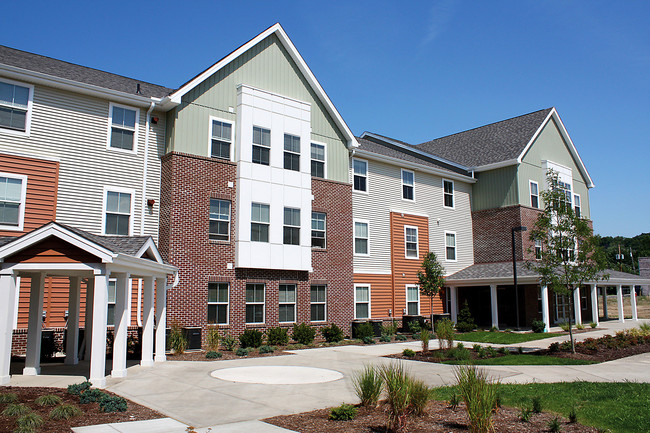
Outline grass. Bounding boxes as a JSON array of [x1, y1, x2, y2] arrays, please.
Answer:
[[442, 354, 596, 365], [432, 381, 650, 433], [455, 331, 563, 344]]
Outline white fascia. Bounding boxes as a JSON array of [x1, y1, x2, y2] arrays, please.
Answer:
[[470, 158, 519, 173], [135, 238, 164, 264]]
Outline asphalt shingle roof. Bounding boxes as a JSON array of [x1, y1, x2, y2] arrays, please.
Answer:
[[58, 223, 151, 256], [0, 45, 174, 99]]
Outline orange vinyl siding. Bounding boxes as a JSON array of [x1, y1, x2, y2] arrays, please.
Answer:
[[4, 237, 100, 264], [0, 153, 58, 237], [353, 273, 392, 319]]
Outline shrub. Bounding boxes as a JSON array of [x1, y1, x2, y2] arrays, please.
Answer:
[[329, 403, 357, 421], [235, 348, 249, 357], [576, 323, 585, 330], [67, 381, 92, 396], [0, 393, 18, 404], [455, 365, 499, 433], [477, 347, 487, 359], [239, 329, 264, 348], [456, 301, 476, 333], [267, 327, 290, 346], [498, 347, 509, 355], [80, 389, 106, 404], [559, 321, 571, 332], [292, 323, 316, 345], [355, 322, 374, 340], [548, 416, 562, 432], [489, 326, 498, 332], [353, 365, 383, 407], [169, 322, 188, 355], [35, 394, 62, 406], [2, 403, 31, 417], [49, 403, 82, 420], [205, 326, 221, 351], [259, 345, 274, 354], [395, 334, 407, 341], [486, 346, 498, 357], [402, 348, 416, 358], [518, 406, 532, 422], [472, 344, 481, 352], [15, 412, 43, 433], [549, 342, 560, 353], [531, 319, 546, 333], [409, 379, 431, 416], [639, 322, 650, 332], [531, 396, 542, 414], [590, 322, 598, 329], [286, 343, 306, 350], [382, 321, 398, 336], [321, 323, 344, 343], [99, 395, 128, 413], [420, 328, 430, 352], [362, 336, 376, 344], [435, 318, 455, 350], [205, 351, 222, 359], [380, 335, 392, 342], [379, 362, 413, 432], [568, 406, 577, 423], [448, 392, 460, 409], [518, 346, 524, 354], [222, 334, 237, 351], [449, 346, 470, 361]]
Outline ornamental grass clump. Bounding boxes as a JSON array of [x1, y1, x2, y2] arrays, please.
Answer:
[[455, 364, 499, 433], [15, 412, 43, 433], [2, 403, 31, 417], [352, 365, 383, 407], [35, 394, 62, 407], [420, 328, 430, 352], [379, 362, 413, 432], [0, 392, 18, 404], [49, 403, 83, 420], [205, 325, 221, 351], [435, 318, 455, 350], [169, 321, 188, 355]]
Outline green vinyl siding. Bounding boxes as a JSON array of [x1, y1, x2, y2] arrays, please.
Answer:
[[472, 165, 519, 211], [166, 34, 349, 183]]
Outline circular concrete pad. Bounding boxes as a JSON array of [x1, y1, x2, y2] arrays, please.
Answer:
[[211, 366, 344, 384]]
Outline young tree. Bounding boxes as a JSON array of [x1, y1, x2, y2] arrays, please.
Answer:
[[417, 252, 446, 326], [527, 170, 608, 353]]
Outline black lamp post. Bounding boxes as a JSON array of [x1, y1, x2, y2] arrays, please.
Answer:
[[512, 226, 527, 330]]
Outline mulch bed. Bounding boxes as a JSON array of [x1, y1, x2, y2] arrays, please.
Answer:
[[264, 400, 597, 432], [166, 349, 292, 361], [0, 386, 162, 433]]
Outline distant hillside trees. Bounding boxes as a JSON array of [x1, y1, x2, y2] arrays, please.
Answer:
[[594, 233, 650, 274]]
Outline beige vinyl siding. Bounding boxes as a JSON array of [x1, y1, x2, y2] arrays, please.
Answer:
[[471, 165, 519, 211], [0, 80, 164, 240], [352, 158, 474, 276], [167, 33, 350, 183]]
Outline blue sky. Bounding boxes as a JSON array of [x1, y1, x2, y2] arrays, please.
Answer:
[[4, 1, 649, 237]]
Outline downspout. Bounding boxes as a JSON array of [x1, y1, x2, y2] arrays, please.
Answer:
[[138, 101, 155, 327]]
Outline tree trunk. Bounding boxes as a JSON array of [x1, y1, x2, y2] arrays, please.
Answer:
[[568, 289, 575, 354], [430, 297, 434, 330]]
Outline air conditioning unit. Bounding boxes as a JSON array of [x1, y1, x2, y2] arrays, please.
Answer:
[[615, 254, 624, 260]]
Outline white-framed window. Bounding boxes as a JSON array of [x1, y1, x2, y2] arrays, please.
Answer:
[[208, 282, 229, 325], [406, 285, 420, 315], [0, 173, 27, 232], [311, 211, 326, 249], [252, 126, 270, 165], [279, 284, 296, 323], [102, 187, 134, 235], [401, 169, 414, 201], [574, 194, 581, 217], [283, 207, 300, 245], [443, 179, 454, 209], [245, 283, 265, 324], [107, 103, 139, 153], [209, 117, 233, 160], [445, 231, 457, 261], [530, 180, 539, 209], [251, 203, 270, 242], [284, 134, 300, 171], [310, 285, 327, 322], [209, 199, 230, 241], [107, 279, 117, 326], [353, 158, 368, 192], [311, 142, 326, 178], [0, 79, 33, 136], [354, 284, 371, 319], [535, 239, 543, 260], [404, 226, 419, 259], [354, 219, 369, 256]]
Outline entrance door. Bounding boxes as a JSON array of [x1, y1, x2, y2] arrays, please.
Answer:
[[555, 294, 570, 323]]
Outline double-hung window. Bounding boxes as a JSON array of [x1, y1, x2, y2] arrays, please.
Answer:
[[252, 126, 270, 165], [0, 174, 26, 231], [207, 282, 229, 324], [406, 285, 419, 315], [443, 179, 454, 208], [278, 284, 296, 323], [283, 207, 300, 245], [535, 239, 543, 260], [530, 181, 539, 209], [355, 285, 370, 319], [402, 169, 414, 200], [353, 159, 367, 192], [311, 143, 325, 178], [574, 194, 581, 217], [104, 189, 132, 235], [311, 212, 326, 249], [251, 203, 270, 242], [310, 285, 326, 322], [354, 220, 369, 255], [445, 232, 457, 261], [0, 80, 31, 133], [405, 226, 418, 258], [209, 199, 230, 241], [210, 118, 232, 160], [109, 104, 138, 151], [284, 134, 300, 171], [245, 283, 265, 323], [107, 279, 117, 326]]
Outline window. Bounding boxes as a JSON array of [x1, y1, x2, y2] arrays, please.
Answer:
[[311, 143, 325, 178], [0, 80, 31, 133], [354, 220, 369, 255], [406, 285, 419, 315], [104, 189, 132, 235], [574, 194, 581, 217], [311, 212, 326, 249], [310, 285, 326, 322], [530, 181, 539, 209], [535, 239, 542, 260], [210, 118, 232, 160], [445, 232, 456, 261], [208, 282, 229, 324], [279, 284, 296, 323], [251, 203, 270, 242], [283, 207, 300, 245], [555, 179, 573, 209], [209, 199, 230, 241], [443, 179, 454, 208], [355, 285, 370, 319], [284, 134, 300, 171], [107, 279, 116, 326], [0, 174, 26, 231], [252, 126, 270, 165], [353, 159, 367, 192], [109, 104, 138, 151], [245, 283, 265, 323], [401, 169, 414, 201], [405, 226, 419, 258]]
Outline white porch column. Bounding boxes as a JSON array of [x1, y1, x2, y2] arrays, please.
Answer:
[[155, 277, 167, 363], [541, 284, 550, 333], [83, 278, 95, 361], [89, 271, 109, 388], [24, 273, 45, 376], [590, 284, 599, 327], [573, 287, 582, 325], [141, 276, 155, 367], [490, 285, 499, 329], [65, 277, 81, 365], [0, 272, 18, 385], [111, 273, 130, 378], [616, 285, 624, 323], [449, 286, 458, 323], [630, 286, 638, 321]]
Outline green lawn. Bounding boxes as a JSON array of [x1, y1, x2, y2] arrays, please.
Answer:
[[441, 354, 595, 365], [454, 331, 563, 344], [432, 381, 650, 433]]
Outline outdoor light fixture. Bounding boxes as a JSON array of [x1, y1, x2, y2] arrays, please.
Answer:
[[512, 226, 527, 330]]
